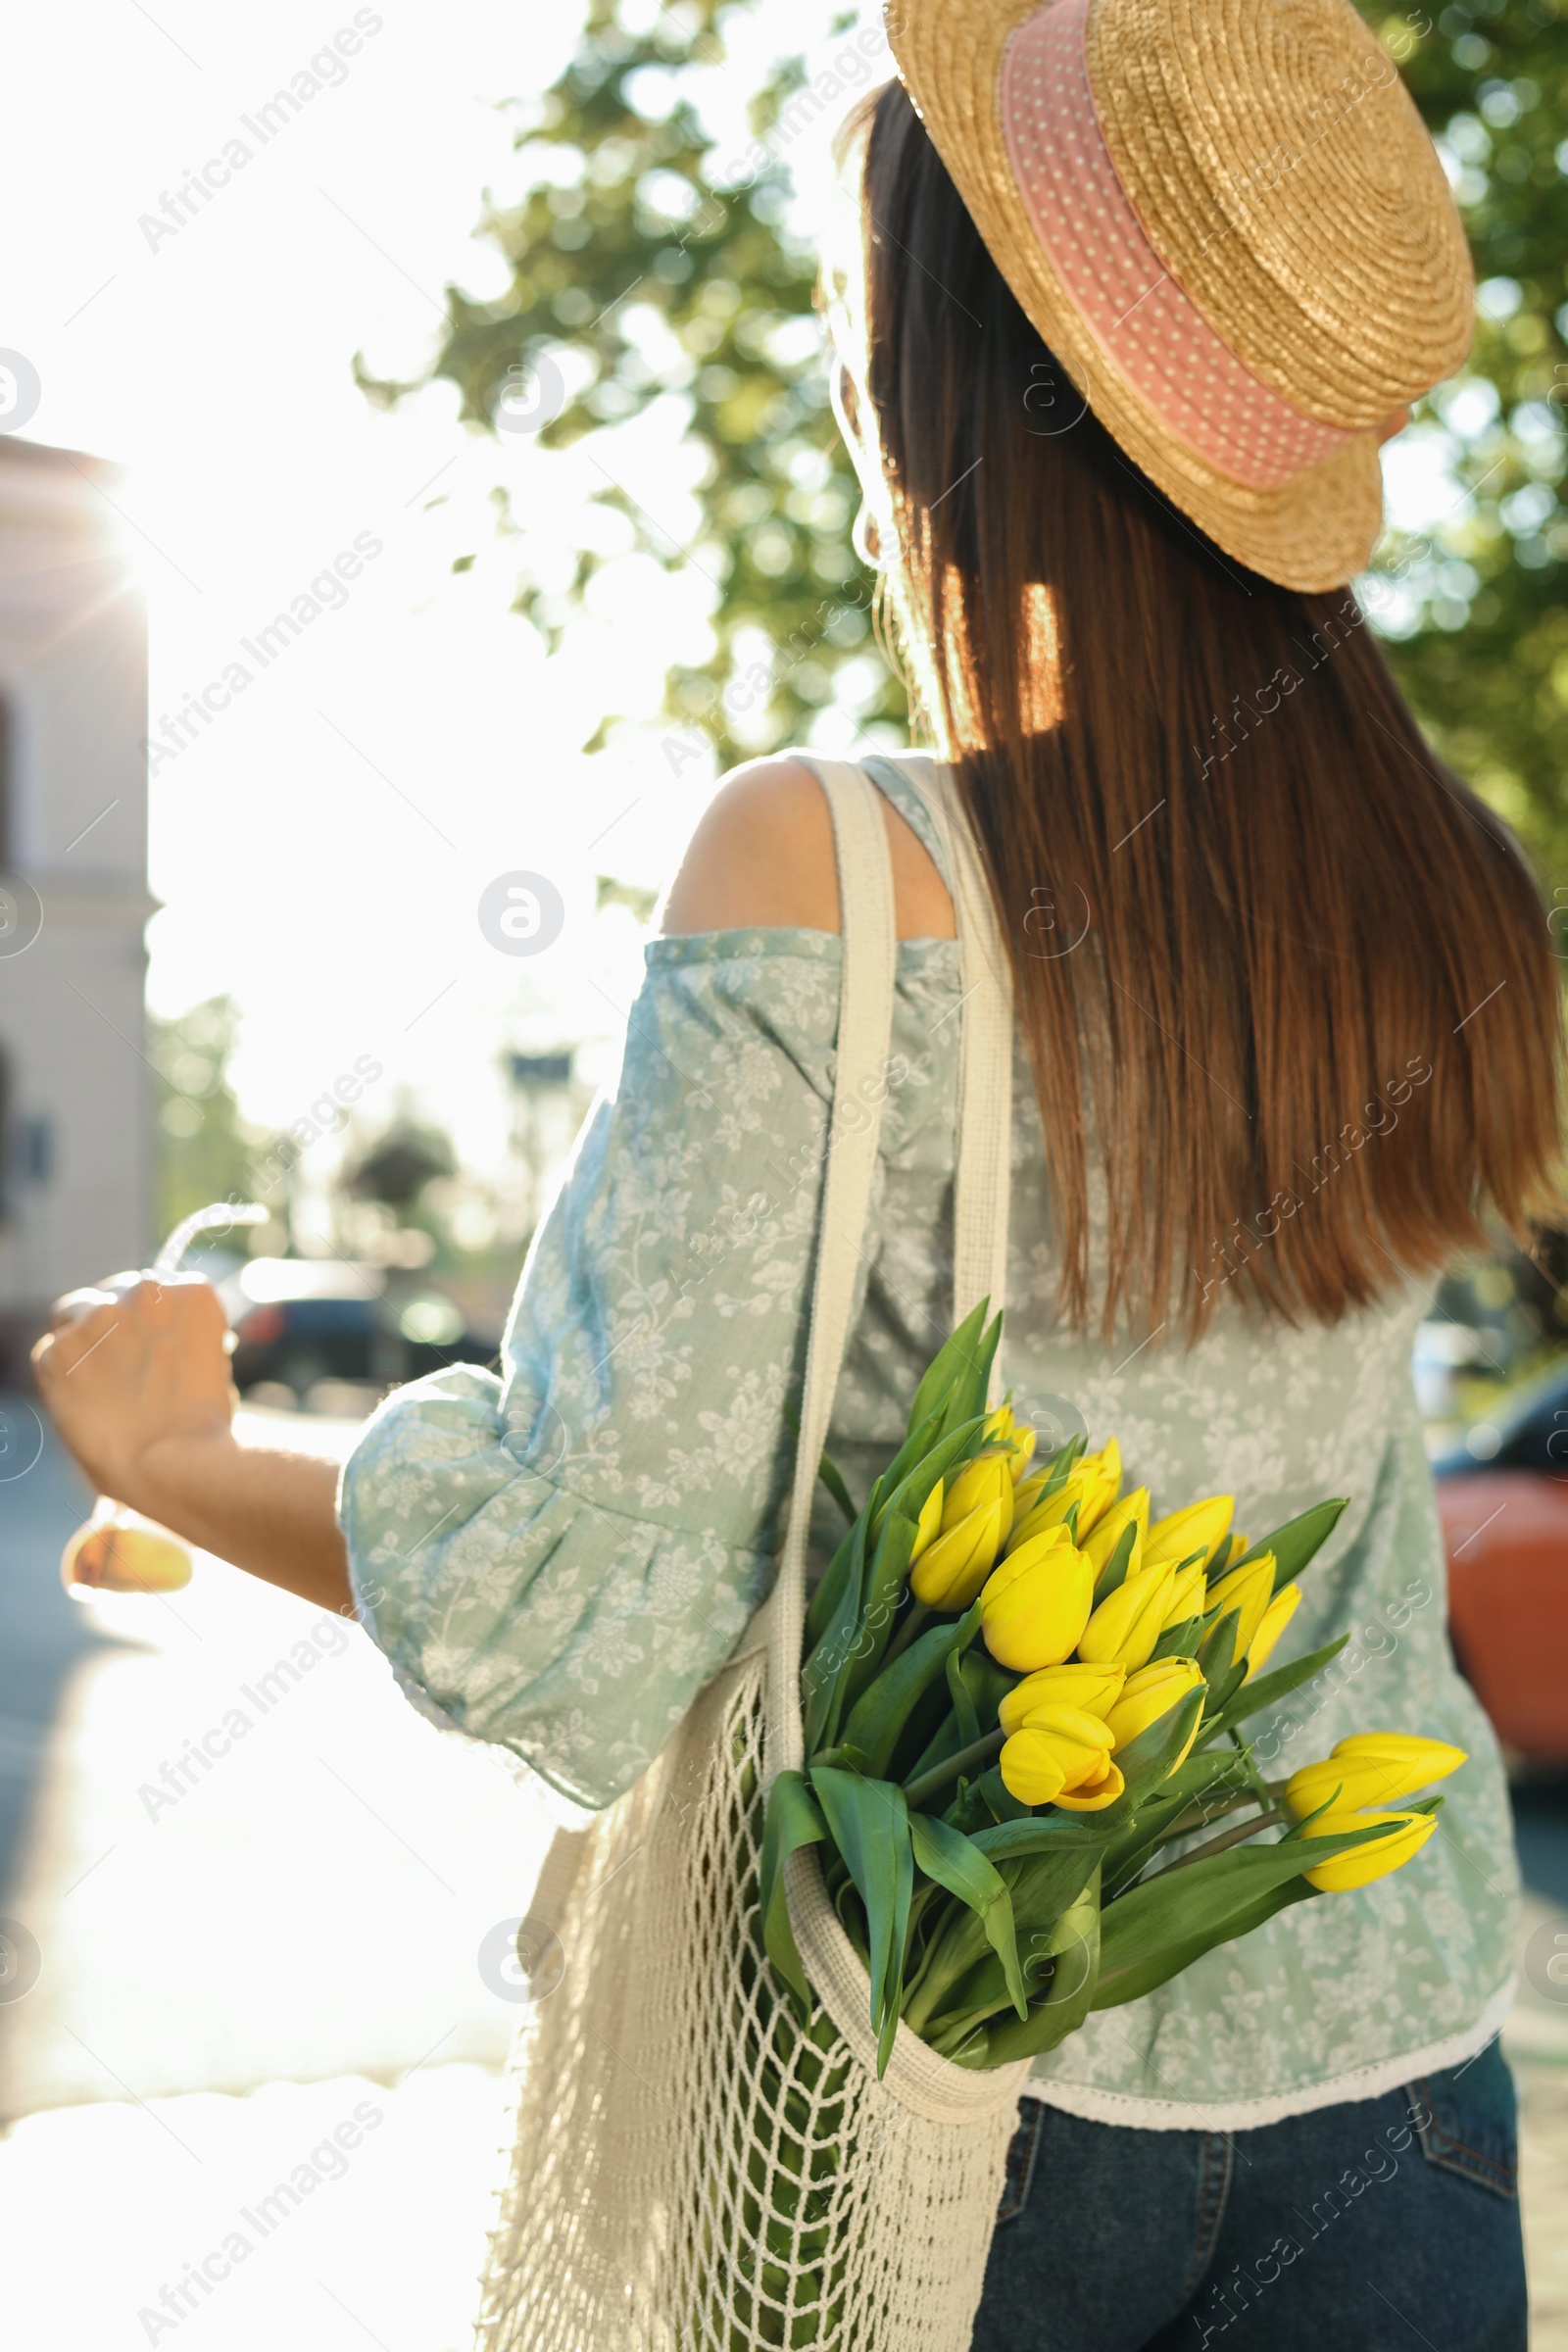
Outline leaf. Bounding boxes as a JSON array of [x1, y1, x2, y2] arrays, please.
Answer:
[[1199, 1634, 1350, 1742], [809, 1767, 914, 2052], [804, 1512, 862, 1650], [946, 1646, 981, 1747], [909, 1812, 1028, 2019], [1152, 1615, 1203, 1661], [758, 1771, 827, 2016], [1092, 1519, 1140, 1607], [1092, 1876, 1316, 2010], [839, 1602, 983, 1779], [802, 1502, 872, 1755], [783, 1401, 858, 1529], [981, 1864, 1102, 2064], [905, 1300, 991, 1440], [841, 1506, 922, 1709], [1231, 1498, 1348, 1589], [1092, 1823, 1393, 2009]]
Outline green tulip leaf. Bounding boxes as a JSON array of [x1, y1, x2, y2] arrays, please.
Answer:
[[809, 1767, 914, 2054], [981, 1866, 1102, 2064], [840, 1602, 983, 1778], [905, 1300, 991, 1440], [758, 1771, 827, 2017], [947, 1646, 982, 1747], [1092, 1822, 1393, 2010], [1092, 1519, 1141, 1607], [909, 1811, 1029, 2019], [1152, 1615, 1203, 1661], [1093, 1875, 1317, 2010], [1231, 1498, 1348, 1590]]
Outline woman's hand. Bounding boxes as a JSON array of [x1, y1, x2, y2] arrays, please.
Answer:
[[33, 1272, 236, 1514], [32, 1269, 352, 1616]]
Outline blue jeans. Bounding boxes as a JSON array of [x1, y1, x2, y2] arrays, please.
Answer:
[[971, 2039, 1525, 2351]]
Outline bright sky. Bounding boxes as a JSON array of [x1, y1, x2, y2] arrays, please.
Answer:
[[1, 0, 883, 1178], [2, 0, 1498, 1187]]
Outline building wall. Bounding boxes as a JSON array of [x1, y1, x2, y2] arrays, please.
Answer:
[[0, 439, 152, 1361]]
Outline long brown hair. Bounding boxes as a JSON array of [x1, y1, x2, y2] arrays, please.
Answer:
[[849, 80, 1561, 1341]]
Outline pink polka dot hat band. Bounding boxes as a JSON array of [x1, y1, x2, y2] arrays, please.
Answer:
[[883, 0, 1474, 590], [1001, 0, 1352, 494]]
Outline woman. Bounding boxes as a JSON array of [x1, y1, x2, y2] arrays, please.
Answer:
[[35, 0, 1557, 2343]]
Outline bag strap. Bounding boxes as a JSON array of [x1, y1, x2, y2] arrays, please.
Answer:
[[884, 756, 1015, 1401], [764, 758, 899, 1782]]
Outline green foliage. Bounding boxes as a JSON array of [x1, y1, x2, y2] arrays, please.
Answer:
[[1355, 2, 1568, 868], [149, 996, 274, 1241], [368, 0, 903, 769]]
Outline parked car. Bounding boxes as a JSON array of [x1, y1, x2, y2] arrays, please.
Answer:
[[219, 1258, 495, 1401], [1434, 1358, 1568, 1763]]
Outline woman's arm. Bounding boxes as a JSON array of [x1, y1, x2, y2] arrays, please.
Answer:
[[32, 1274, 351, 1613]]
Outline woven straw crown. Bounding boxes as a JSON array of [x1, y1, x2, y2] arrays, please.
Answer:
[[885, 0, 1473, 589]]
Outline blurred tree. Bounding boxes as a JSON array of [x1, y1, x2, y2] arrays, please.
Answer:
[[1357, 0, 1568, 878], [357, 0, 900, 771], [370, 0, 1566, 862], [149, 997, 273, 1240]]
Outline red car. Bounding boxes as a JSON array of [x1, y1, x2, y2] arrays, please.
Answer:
[[1436, 1367, 1568, 1762]]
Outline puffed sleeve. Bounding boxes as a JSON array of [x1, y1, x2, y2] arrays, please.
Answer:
[[337, 932, 868, 1808]]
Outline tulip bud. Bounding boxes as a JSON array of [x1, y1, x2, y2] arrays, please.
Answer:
[[1302, 1807, 1438, 1892], [979, 1526, 1095, 1671], [1160, 1559, 1207, 1632], [1245, 1581, 1300, 1679], [998, 1703, 1114, 1806], [1076, 1559, 1177, 1671], [1145, 1494, 1234, 1574], [998, 1661, 1126, 1736], [1008, 1425, 1038, 1482], [909, 1478, 945, 1561], [1083, 1487, 1149, 1579], [942, 1452, 1015, 1548], [909, 1497, 1004, 1610], [1053, 1761, 1125, 1811], [1203, 1552, 1276, 1657], [1285, 1735, 1466, 1822], [1102, 1658, 1205, 1768], [1009, 1438, 1122, 1551]]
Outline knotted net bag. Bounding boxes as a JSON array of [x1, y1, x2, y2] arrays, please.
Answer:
[[472, 759, 1030, 2352]]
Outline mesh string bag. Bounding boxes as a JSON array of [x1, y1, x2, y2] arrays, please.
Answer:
[[471, 759, 1030, 2352]]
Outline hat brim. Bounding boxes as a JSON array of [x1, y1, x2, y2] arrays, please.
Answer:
[[887, 0, 1386, 593]]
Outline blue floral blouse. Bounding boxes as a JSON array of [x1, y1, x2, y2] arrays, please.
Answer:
[[339, 759, 1516, 2127]]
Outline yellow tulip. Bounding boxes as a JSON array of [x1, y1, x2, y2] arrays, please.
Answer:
[[999, 1704, 1113, 1805], [909, 1478, 945, 1560], [1009, 1439, 1121, 1551], [979, 1527, 1096, 1671], [942, 1452, 1015, 1548], [1054, 1761, 1126, 1811], [1076, 1559, 1177, 1672], [1245, 1582, 1300, 1679], [1102, 1658, 1206, 1765], [1160, 1560, 1207, 1632], [1302, 1807, 1438, 1892], [1203, 1552, 1276, 1656], [909, 1498, 1004, 1610], [1145, 1494, 1234, 1573], [985, 1408, 1040, 1485], [1285, 1736, 1466, 1822], [1083, 1487, 1149, 1579], [998, 1661, 1126, 1736]]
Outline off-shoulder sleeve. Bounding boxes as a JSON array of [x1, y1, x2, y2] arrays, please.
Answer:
[[337, 932, 870, 1809]]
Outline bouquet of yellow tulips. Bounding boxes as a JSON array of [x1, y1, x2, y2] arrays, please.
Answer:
[[760, 1302, 1463, 2076]]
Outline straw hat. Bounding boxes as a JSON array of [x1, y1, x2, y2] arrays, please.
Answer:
[[884, 0, 1473, 591]]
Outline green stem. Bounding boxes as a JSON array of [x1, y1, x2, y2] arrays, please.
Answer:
[[903, 1729, 1004, 1810], [1152, 1808, 1283, 1875]]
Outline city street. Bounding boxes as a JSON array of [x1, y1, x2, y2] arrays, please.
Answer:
[[2, 1404, 1568, 2347]]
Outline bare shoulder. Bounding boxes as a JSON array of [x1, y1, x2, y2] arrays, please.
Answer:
[[660, 756, 956, 941]]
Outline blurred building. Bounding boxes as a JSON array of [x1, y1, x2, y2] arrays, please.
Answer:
[[0, 437, 152, 1376]]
